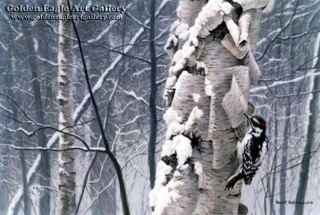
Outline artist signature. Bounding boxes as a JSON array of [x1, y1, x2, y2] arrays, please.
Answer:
[[276, 200, 313, 204]]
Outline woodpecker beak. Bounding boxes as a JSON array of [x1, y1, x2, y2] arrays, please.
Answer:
[[243, 113, 250, 119], [243, 113, 253, 128]]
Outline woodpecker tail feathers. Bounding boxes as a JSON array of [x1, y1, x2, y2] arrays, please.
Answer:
[[244, 176, 253, 185], [225, 173, 243, 190]]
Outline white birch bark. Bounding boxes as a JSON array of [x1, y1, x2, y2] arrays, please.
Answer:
[[151, 0, 265, 214], [57, 0, 76, 214], [198, 37, 244, 215]]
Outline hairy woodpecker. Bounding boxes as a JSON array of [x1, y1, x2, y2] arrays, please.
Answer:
[[225, 113, 269, 190]]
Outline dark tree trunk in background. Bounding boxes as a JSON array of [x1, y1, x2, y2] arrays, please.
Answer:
[[29, 40, 51, 215], [12, 133, 30, 215], [19, 135, 31, 215], [33, 73, 51, 215], [10, 55, 31, 215], [265, 100, 278, 215], [19, 18, 51, 214], [148, 0, 158, 189], [9, 56, 31, 215], [294, 44, 320, 215], [278, 3, 288, 214], [280, 103, 290, 215], [269, 102, 278, 215]]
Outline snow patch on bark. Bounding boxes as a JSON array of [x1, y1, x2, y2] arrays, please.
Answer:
[[151, 179, 183, 215], [165, 76, 177, 89], [150, 162, 184, 215], [189, 0, 225, 38], [149, 161, 172, 205], [171, 50, 185, 75], [164, 106, 203, 138], [166, 122, 185, 139], [151, 105, 204, 212], [221, 2, 233, 15], [161, 140, 175, 157], [185, 106, 203, 131], [179, 164, 189, 170], [170, 20, 181, 33], [59, 112, 67, 124], [194, 161, 203, 176], [58, 75, 67, 84], [193, 93, 201, 103], [57, 91, 67, 101], [163, 108, 182, 124], [196, 61, 208, 74], [58, 51, 65, 64], [172, 135, 192, 166], [173, 170, 182, 178], [175, 23, 189, 35], [205, 78, 214, 96], [59, 167, 70, 176], [179, 30, 190, 40]]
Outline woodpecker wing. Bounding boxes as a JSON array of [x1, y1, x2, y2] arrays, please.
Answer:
[[237, 130, 251, 161], [241, 141, 257, 185], [241, 141, 255, 176], [254, 136, 269, 168]]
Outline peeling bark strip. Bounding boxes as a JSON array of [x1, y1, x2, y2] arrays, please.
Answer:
[[222, 66, 250, 128], [222, 73, 248, 128], [57, 0, 76, 214], [164, 0, 266, 107], [152, 0, 267, 214]]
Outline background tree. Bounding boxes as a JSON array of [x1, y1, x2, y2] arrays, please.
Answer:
[[57, 0, 76, 214]]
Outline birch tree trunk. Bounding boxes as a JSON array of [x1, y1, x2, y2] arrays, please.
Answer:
[[150, 0, 267, 214], [57, 0, 76, 214]]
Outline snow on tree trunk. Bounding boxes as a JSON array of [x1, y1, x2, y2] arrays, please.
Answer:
[[57, 0, 76, 214], [151, 0, 267, 214]]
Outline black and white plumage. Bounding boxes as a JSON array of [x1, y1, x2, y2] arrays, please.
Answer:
[[225, 113, 269, 190]]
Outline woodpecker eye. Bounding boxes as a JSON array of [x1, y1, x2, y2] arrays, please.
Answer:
[[251, 121, 259, 127], [260, 123, 266, 128]]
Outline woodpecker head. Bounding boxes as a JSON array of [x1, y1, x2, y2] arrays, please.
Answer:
[[244, 113, 267, 135]]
